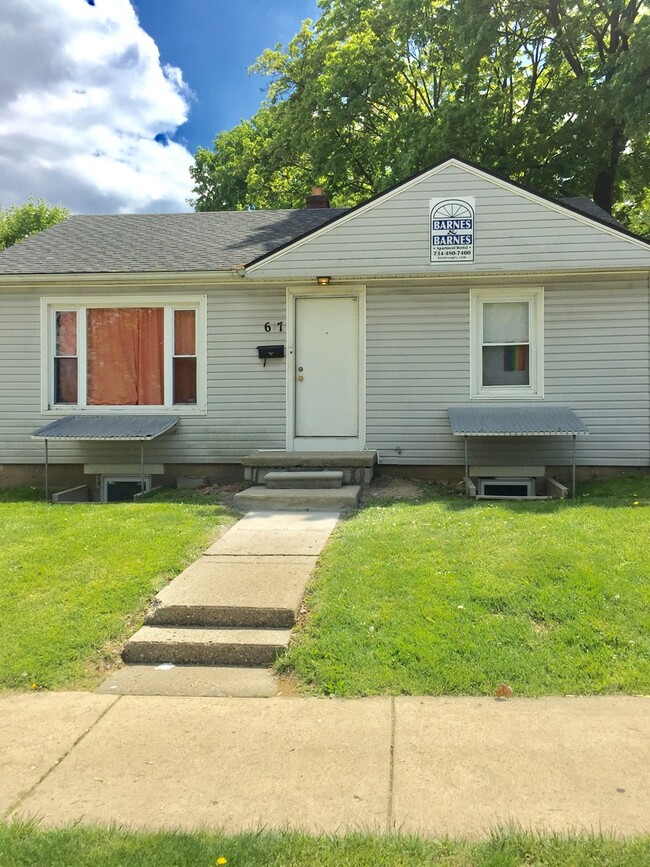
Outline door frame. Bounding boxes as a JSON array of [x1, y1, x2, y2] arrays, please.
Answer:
[[285, 283, 366, 451]]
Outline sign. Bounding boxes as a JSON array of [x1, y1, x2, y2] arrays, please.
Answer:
[[430, 197, 475, 263]]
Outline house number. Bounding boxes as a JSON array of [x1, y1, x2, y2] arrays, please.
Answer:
[[264, 321, 284, 332]]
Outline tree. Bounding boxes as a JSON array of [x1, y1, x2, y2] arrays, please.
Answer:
[[0, 197, 70, 250], [191, 0, 649, 235]]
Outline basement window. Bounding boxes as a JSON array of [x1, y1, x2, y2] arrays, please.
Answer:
[[478, 478, 535, 498], [102, 475, 151, 503]]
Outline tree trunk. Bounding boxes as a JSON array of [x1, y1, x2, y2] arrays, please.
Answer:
[[592, 122, 625, 214]]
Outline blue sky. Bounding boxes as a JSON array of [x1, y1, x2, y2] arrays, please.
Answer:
[[0, 0, 320, 214], [134, 0, 320, 154]]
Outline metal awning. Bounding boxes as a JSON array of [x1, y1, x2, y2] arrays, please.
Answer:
[[32, 415, 179, 501], [448, 405, 588, 498], [32, 415, 179, 441], [448, 405, 588, 437]]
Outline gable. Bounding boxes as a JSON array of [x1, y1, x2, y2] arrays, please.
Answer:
[[247, 159, 650, 278]]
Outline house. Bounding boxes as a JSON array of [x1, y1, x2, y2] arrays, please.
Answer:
[[0, 157, 648, 502]]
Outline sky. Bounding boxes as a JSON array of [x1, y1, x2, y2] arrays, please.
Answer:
[[0, 0, 320, 215]]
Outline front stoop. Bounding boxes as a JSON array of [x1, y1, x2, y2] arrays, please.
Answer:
[[237, 450, 376, 511], [265, 470, 343, 489], [243, 450, 377, 486], [234, 485, 360, 511]]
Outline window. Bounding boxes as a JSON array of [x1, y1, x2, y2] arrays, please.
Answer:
[[45, 298, 205, 411], [471, 287, 543, 398], [102, 476, 151, 503]]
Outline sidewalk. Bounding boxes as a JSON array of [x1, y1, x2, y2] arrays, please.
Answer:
[[1, 691, 648, 837]]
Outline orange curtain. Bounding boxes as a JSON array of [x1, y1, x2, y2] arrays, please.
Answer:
[[174, 309, 196, 355], [56, 312, 78, 403], [173, 310, 197, 404], [87, 308, 164, 405], [56, 311, 77, 355]]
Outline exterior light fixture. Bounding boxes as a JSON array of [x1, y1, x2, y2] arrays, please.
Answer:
[[316, 275, 331, 286]]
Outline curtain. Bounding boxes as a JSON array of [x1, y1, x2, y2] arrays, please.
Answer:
[[174, 309, 196, 355], [87, 308, 164, 405], [55, 311, 78, 403], [173, 309, 197, 404]]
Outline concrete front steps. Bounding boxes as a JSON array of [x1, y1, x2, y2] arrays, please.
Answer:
[[235, 451, 377, 511]]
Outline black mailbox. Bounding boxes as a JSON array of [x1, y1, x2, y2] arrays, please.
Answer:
[[257, 344, 285, 366]]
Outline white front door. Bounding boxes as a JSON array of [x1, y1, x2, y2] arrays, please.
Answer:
[[293, 295, 361, 449]]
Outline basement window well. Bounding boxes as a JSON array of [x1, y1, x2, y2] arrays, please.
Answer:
[[102, 476, 151, 503], [478, 477, 535, 498]]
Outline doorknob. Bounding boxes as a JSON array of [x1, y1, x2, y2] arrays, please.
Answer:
[[297, 375, 304, 382]]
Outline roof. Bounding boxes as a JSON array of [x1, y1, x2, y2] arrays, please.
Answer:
[[32, 415, 179, 441], [448, 405, 589, 437], [558, 197, 627, 230], [246, 157, 649, 270], [0, 208, 347, 276], [0, 156, 646, 278]]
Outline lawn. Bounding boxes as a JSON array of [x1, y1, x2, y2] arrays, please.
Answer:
[[0, 488, 233, 691], [278, 475, 650, 696], [1, 824, 648, 867]]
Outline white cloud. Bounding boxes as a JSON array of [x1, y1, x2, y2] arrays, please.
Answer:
[[0, 0, 195, 213]]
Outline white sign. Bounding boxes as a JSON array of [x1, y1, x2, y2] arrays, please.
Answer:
[[430, 197, 475, 263]]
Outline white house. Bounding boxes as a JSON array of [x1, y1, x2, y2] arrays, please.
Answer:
[[0, 157, 648, 501]]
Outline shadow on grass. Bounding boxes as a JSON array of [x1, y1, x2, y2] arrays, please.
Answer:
[[0, 487, 242, 521], [0, 487, 47, 503]]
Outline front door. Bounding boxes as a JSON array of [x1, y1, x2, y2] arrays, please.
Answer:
[[293, 295, 361, 449]]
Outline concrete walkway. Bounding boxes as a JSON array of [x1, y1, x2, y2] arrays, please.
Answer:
[[1, 692, 648, 837], [99, 510, 339, 697]]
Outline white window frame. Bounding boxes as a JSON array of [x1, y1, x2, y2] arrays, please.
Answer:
[[41, 295, 208, 414], [470, 286, 544, 399]]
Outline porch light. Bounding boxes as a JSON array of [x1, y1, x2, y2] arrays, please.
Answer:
[[316, 275, 331, 286]]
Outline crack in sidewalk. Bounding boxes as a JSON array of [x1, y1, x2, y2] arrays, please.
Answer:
[[2, 695, 122, 821]]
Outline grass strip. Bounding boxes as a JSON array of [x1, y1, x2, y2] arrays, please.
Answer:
[[0, 823, 648, 867]]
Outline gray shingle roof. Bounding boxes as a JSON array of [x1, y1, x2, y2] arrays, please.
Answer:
[[0, 208, 348, 275], [558, 197, 626, 230]]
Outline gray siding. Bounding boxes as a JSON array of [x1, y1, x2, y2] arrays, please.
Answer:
[[365, 274, 650, 467], [0, 283, 287, 466], [0, 273, 648, 471], [250, 162, 650, 278]]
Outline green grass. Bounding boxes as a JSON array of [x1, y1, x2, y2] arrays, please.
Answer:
[[0, 489, 234, 691], [0, 824, 648, 867], [279, 475, 650, 696]]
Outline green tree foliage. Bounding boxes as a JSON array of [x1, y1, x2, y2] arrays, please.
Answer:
[[191, 0, 649, 235], [0, 196, 70, 250]]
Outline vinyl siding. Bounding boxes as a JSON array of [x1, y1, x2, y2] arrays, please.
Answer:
[[0, 283, 287, 466], [0, 273, 648, 470], [250, 162, 650, 278], [365, 274, 650, 467]]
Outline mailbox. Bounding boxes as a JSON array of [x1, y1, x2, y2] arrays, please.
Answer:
[[257, 345, 285, 366]]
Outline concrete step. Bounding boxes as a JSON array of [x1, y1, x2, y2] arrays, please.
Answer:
[[234, 485, 360, 512], [122, 626, 291, 667], [146, 555, 316, 629], [97, 664, 278, 697], [265, 470, 343, 489], [243, 451, 377, 486]]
